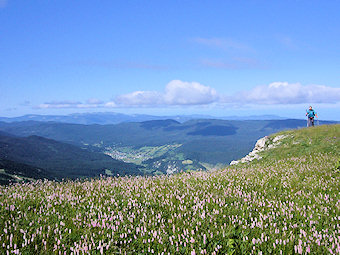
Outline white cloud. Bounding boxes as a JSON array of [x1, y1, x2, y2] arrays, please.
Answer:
[[115, 80, 218, 106], [86, 98, 104, 105], [164, 80, 217, 105], [104, 101, 117, 108], [38, 101, 81, 109], [35, 81, 340, 110], [116, 91, 163, 106], [232, 82, 340, 105], [37, 100, 109, 109]]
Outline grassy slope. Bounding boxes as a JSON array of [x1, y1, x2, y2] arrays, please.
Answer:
[[227, 124, 340, 253], [0, 125, 339, 254], [260, 124, 339, 161]]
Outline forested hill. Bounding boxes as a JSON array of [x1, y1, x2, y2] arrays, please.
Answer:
[[0, 133, 141, 184]]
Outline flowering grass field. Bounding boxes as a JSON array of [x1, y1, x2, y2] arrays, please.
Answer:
[[0, 125, 339, 254]]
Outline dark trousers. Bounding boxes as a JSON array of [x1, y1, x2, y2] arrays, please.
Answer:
[[307, 117, 314, 127]]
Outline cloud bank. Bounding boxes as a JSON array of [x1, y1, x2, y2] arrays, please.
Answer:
[[116, 80, 218, 106], [38, 101, 82, 109], [37, 100, 116, 109], [232, 82, 340, 105], [37, 81, 340, 109]]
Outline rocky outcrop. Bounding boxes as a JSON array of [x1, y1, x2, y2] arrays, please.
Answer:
[[230, 134, 288, 165]]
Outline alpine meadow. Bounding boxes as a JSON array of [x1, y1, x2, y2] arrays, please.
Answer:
[[2, 1, 340, 255], [1, 124, 339, 254]]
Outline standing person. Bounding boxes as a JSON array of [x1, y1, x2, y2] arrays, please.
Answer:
[[306, 106, 317, 127]]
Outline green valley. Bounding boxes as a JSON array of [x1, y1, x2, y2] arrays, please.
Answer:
[[0, 119, 338, 181]]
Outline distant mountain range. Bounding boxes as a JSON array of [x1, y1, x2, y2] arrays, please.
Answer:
[[0, 112, 287, 125]]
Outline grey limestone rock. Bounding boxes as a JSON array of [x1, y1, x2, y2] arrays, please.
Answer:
[[230, 134, 288, 165]]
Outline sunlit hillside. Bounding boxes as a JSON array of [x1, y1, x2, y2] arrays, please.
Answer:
[[0, 125, 339, 254]]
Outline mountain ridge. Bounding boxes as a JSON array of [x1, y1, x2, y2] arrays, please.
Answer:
[[0, 112, 290, 125]]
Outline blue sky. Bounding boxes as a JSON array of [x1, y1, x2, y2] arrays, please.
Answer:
[[1, 0, 340, 120]]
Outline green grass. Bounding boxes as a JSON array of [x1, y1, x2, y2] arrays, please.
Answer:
[[0, 125, 339, 254], [260, 124, 339, 161]]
